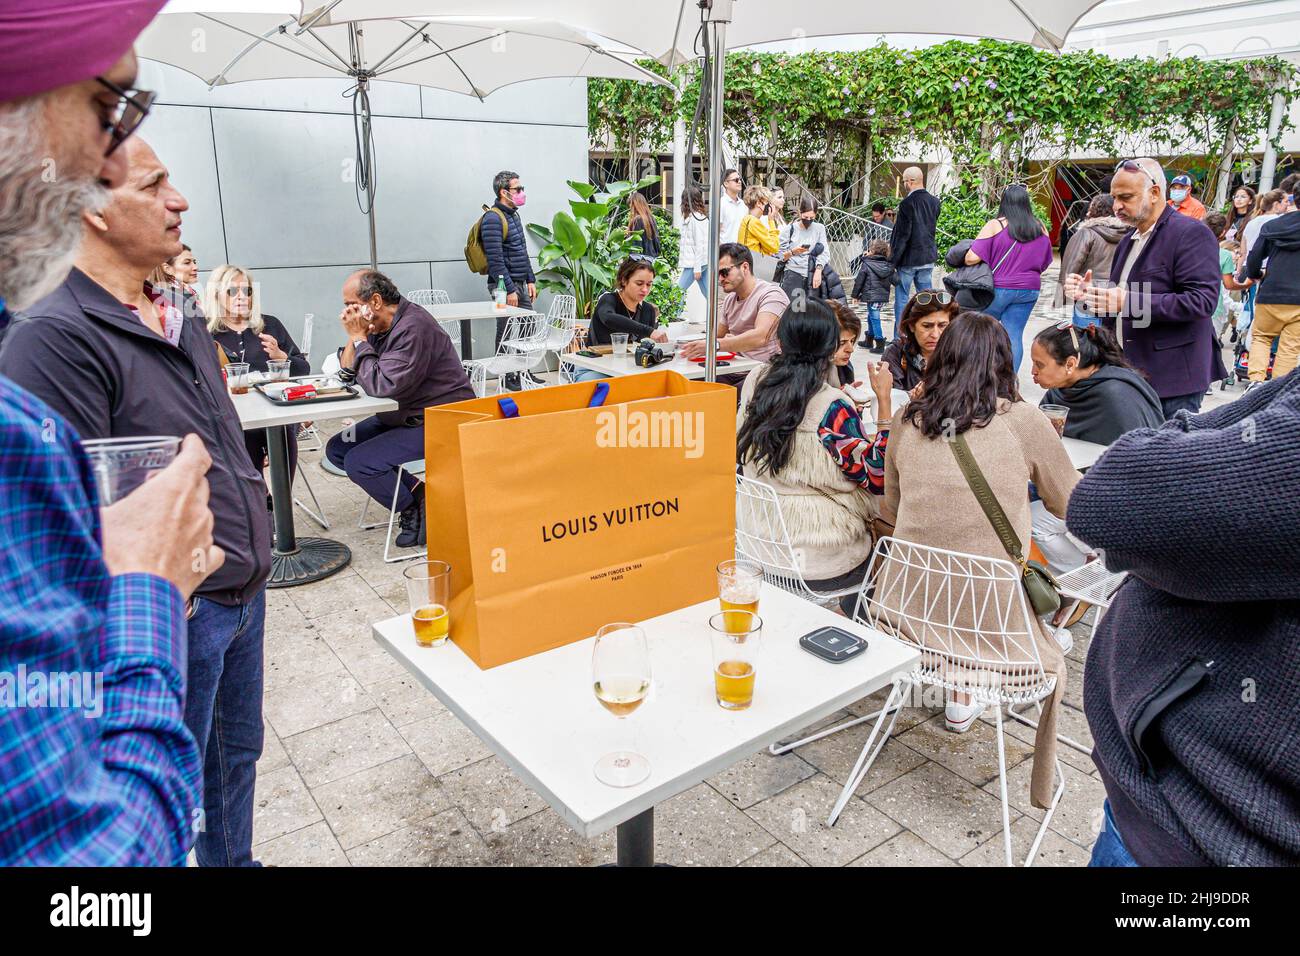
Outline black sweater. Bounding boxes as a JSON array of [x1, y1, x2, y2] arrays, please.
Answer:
[[589, 291, 658, 345], [1243, 210, 1300, 306], [1040, 365, 1163, 446], [211, 314, 311, 376]]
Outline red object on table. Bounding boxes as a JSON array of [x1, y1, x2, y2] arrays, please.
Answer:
[[689, 352, 736, 362], [284, 384, 317, 401]]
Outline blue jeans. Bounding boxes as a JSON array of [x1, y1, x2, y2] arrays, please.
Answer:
[[1089, 801, 1139, 867], [185, 589, 267, 867], [678, 268, 707, 297], [1072, 307, 1101, 329], [569, 368, 608, 382], [894, 265, 934, 318], [326, 415, 426, 512], [865, 302, 884, 341], [986, 287, 1040, 371]]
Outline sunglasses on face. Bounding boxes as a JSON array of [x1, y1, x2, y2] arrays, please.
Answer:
[[718, 265, 744, 278], [1114, 159, 1160, 190], [225, 286, 253, 297], [511, 185, 526, 193], [96, 77, 156, 157]]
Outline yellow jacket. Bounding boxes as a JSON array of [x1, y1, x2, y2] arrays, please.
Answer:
[[737, 215, 779, 256]]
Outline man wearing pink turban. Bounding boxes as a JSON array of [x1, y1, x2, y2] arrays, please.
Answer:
[[0, 0, 226, 866]]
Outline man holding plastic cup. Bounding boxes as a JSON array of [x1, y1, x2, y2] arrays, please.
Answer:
[[0, 0, 231, 865], [0, 135, 273, 864]]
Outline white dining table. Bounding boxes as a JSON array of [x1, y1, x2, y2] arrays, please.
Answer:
[[1062, 436, 1109, 471], [425, 301, 532, 361], [232, 382, 397, 587], [563, 348, 765, 381], [372, 582, 920, 866]]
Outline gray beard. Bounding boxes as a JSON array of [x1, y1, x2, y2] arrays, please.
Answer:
[[0, 100, 108, 311]]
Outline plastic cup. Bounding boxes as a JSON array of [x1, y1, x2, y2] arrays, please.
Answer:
[[1040, 404, 1070, 437], [709, 611, 762, 711], [267, 359, 291, 381], [405, 561, 451, 647], [611, 333, 630, 356], [226, 362, 251, 394], [81, 436, 181, 505]]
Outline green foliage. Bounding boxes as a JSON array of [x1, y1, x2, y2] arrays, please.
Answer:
[[646, 206, 683, 322], [527, 175, 662, 319], [935, 192, 995, 251]]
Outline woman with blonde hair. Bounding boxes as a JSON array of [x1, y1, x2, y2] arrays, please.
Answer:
[[203, 264, 309, 481], [737, 184, 779, 256]]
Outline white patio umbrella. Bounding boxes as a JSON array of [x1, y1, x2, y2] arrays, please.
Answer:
[[301, 0, 1108, 379], [136, 0, 672, 268]]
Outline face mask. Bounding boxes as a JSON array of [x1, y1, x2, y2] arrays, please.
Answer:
[[1170, 189, 1188, 203], [511, 190, 527, 207], [360, 304, 373, 320]]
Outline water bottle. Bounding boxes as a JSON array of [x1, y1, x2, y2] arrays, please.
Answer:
[[494, 276, 507, 310]]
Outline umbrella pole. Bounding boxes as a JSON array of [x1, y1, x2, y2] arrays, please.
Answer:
[[362, 77, 378, 272], [702, 0, 732, 384]]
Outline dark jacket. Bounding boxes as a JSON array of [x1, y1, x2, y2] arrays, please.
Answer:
[[1041, 365, 1163, 446], [1105, 206, 1227, 398], [0, 269, 270, 606], [589, 291, 657, 345], [942, 239, 995, 311], [881, 339, 924, 392], [212, 313, 310, 376], [851, 255, 896, 303], [1243, 210, 1300, 306], [629, 216, 661, 259], [780, 243, 846, 303], [339, 298, 475, 426], [1066, 371, 1300, 865], [889, 188, 941, 268], [481, 200, 534, 294], [1060, 216, 1128, 286]]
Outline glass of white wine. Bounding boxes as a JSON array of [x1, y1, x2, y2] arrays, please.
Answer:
[[591, 622, 652, 788]]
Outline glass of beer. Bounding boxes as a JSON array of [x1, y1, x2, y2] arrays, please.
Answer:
[[226, 362, 251, 395], [404, 560, 451, 648], [591, 622, 651, 787], [709, 611, 762, 711], [267, 359, 291, 381], [81, 436, 181, 505], [1040, 404, 1070, 437], [717, 558, 762, 630]]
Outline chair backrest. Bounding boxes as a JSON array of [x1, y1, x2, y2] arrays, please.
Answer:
[[438, 318, 462, 353], [461, 360, 487, 397], [299, 313, 315, 371], [734, 473, 812, 596], [854, 536, 1050, 702], [544, 294, 578, 351], [497, 312, 550, 355], [406, 288, 452, 307]]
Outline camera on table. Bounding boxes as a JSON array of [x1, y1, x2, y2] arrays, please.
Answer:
[[634, 337, 671, 368]]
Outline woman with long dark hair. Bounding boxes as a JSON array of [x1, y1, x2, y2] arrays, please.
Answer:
[[1225, 185, 1256, 243], [882, 313, 1077, 807], [626, 191, 660, 260], [677, 184, 709, 298], [880, 291, 957, 393], [737, 300, 892, 610], [963, 183, 1053, 371]]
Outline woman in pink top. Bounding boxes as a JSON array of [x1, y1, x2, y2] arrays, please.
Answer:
[[964, 184, 1054, 371]]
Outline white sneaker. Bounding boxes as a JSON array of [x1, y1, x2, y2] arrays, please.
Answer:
[[944, 699, 986, 733], [1052, 625, 1074, 655]]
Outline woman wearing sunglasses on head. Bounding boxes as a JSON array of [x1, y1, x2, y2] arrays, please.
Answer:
[[881, 291, 957, 394]]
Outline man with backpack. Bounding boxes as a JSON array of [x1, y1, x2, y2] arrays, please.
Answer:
[[466, 170, 536, 389]]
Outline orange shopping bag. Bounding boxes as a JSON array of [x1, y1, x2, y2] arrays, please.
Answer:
[[424, 370, 737, 668]]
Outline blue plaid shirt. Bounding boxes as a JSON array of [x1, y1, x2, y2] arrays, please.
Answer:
[[0, 370, 201, 865]]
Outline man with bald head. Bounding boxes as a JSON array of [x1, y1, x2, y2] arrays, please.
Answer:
[[326, 269, 474, 548], [889, 165, 942, 317], [1064, 157, 1225, 418], [1, 135, 272, 866]]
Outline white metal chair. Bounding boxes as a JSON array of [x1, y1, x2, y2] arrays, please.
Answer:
[[293, 466, 329, 530], [406, 289, 462, 353], [462, 359, 487, 397], [296, 312, 324, 452], [773, 536, 1067, 866], [358, 463, 427, 563], [478, 311, 550, 393], [734, 473, 861, 607], [543, 294, 578, 353]]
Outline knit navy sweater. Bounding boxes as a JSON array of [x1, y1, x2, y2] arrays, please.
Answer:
[[1067, 373, 1300, 865]]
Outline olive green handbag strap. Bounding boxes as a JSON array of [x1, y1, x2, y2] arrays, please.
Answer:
[[948, 432, 1027, 568]]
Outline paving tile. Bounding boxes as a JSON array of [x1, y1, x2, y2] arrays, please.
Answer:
[[369, 673, 448, 727], [653, 783, 776, 867], [707, 748, 817, 810], [262, 629, 347, 691], [864, 762, 1017, 860], [481, 809, 615, 867], [309, 597, 402, 650], [262, 670, 373, 738], [345, 808, 491, 866], [744, 775, 901, 867], [434, 756, 547, 837], [738, 843, 808, 867], [400, 710, 493, 777], [958, 815, 1092, 868], [288, 569, 386, 621], [258, 720, 290, 775], [790, 712, 930, 795], [313, 753, 451, 850], [283, 708, 412, 788], [843, 684, 943, 731], [895, 711, 1035, 787], [333, 635, 414, 687], [252, 765, 323, 846], [848, 830, 957, 867], [981, 758, 1108, 850], [254, 820, 350, 867], [994, 702, 1097, 775]]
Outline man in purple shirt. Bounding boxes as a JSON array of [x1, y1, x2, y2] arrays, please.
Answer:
[[328, 270, 475, 547]]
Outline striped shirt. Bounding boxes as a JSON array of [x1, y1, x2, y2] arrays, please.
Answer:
[[0, 374, 201, 865]]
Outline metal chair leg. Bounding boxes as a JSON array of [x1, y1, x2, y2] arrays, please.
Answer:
[[293, 465, 330, 530], [381, 463, 426, 564], [995, 705, 1014, 867], [827, 680, 908, 826]]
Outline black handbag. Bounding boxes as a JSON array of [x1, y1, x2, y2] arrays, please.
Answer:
[[948, 433, 1062, 617]]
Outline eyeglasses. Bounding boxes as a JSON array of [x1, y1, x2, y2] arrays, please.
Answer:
[[511, 185, 526, 193], [1055, 317, 1081, 352], [718, 265, 747, 278], [225, 286, 253, 297], [1114, 159, 1160, 190], [96, 77, 156, 157], [911, 290, 949, 307]]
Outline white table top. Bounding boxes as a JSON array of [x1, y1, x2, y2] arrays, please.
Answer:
[[426, 301, 532, 322], [373, 583, 920, 839], [231, 383, 398, 431], [564, 349, 764, 381], [1062, 436, 1109, 471]]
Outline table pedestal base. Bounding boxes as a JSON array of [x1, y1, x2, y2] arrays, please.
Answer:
[[269, 537, 351, 588], [600, 808, 671, 867]]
